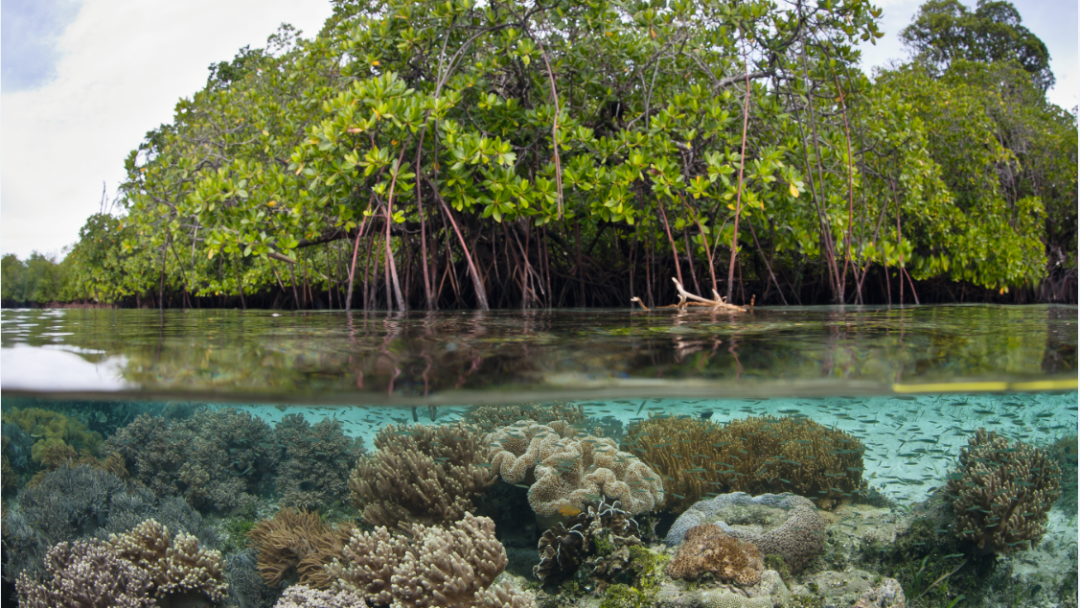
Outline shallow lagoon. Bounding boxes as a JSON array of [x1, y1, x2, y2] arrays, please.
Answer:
[[1, 305, 1076, 608]]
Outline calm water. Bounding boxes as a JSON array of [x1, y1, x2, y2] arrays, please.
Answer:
[[1, 305, 1076, 608]]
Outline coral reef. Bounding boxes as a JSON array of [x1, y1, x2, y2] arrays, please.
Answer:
[[666, 493, 828, 573], [534, 498, 643, 587], [104, 410, 278, 514], [107, 518, 228, 603], [464, 402, 586, 433], [625, 414, 865, 511], [17, 519, 227, 608], [226, 549, 283, 608], [2, 407, 102, 465], [486, 420, 664, 516], [274, 585, 368, 608], [248, 508, 356, 587], [349, 422, 494, 528], [652, 569, 791, 608], [15, 540, 155, 608], [322, 512, 533, 608], [667, 524, 764, 585], [944, 428, 1061, 554], [1047, 433, 1078, 511], [275, 414, 364, 510], [2, 465, 217, 584]]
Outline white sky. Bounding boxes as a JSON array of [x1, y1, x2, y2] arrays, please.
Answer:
[[1, 0, 1076, 260]]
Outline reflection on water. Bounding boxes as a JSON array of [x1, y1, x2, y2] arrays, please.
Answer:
[[1, 305, 1076, 402]]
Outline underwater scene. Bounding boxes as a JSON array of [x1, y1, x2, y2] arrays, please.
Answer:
[[0, 306, 1076, 608]]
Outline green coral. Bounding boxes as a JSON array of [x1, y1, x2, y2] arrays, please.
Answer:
[[2, 408, 101, 464]]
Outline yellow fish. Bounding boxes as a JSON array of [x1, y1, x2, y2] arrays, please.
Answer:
[[557, 505, 582, 518]]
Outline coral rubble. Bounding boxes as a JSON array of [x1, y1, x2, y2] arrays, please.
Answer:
[[625, 414, 865, 511], [945, 428, 1061, 554], [486, 420, 664, 516], [666, 524, 764, 585], [348, 422, 495, 528]]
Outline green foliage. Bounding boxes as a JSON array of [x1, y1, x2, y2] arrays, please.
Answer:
[[900, 0, 1055, 92], [49, 0, 1075, 307], [1, 252, 73, 305]]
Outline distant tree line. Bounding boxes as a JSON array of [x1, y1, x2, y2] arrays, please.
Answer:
[[16, 0, 1078, 309]]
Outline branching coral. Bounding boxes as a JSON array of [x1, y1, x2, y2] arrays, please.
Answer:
[[487, 420, 664, 516], [2, 407, 102, 465], [667, 524, 764, 585], [349, 422, 495, 528], [16, 540, 155, 608], [275, 415, 364, 510], [104, 409, 278, 514], [323, 512, 533, 608], [17, 519, 227, 608], [624, 415, 865, 511], [248, 508, 356, 588], [275, 585, 368, 608], [945, 428, 1061, 554], [2, 465, 218, 585], [107, 519, 228, 603], [465, 402, 586, 434]]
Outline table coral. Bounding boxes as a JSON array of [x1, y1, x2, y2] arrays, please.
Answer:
[[624, 414, 865, 511], [945, 428, 1061, 554], [667, 524, 764, 585], [486, 420, 664, 516], [322, 512, 534, 608], [349, 422, 495, 528]]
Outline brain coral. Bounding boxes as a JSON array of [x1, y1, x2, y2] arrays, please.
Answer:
[[625, 414, 865, 511], [945, 428, 1061, 554], [486, 420, 663, 516], [667, 524, 764, 585]]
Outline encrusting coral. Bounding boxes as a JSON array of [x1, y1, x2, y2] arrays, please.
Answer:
[[666, 493, 828, 573], [624, 414, 865, 511], [16, 518, 227, 607], [348, 422, 495, 528], [275, 415, 364, 511], [486, 420, 664, 516], [666, 524, 764, 586], [322, 512, 534, 608], [248, 508, 356, 588], [945, 428, 1061, 554]]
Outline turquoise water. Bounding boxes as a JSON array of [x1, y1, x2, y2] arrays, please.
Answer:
[[1, 306, 1076, 607]]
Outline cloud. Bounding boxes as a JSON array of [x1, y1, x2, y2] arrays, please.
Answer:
[[1, 0, 83, 92], [0, 0, 334, 260]]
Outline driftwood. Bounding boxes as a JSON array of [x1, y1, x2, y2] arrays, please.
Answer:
[[631, 278, 753, 313]]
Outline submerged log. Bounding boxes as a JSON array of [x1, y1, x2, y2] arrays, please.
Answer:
[[631, 278, 753, 313]]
